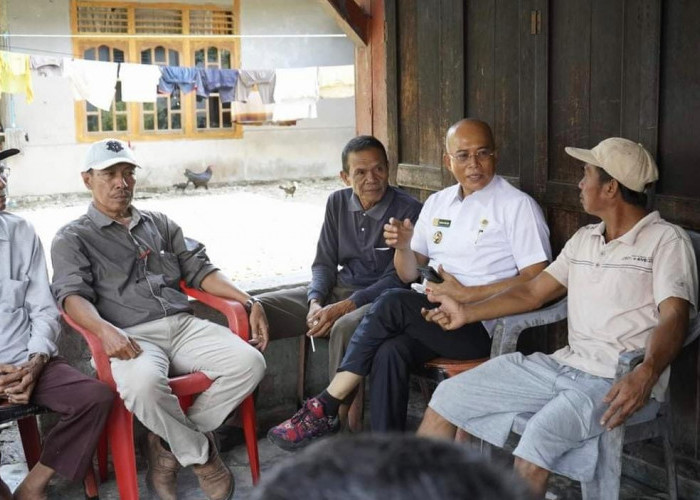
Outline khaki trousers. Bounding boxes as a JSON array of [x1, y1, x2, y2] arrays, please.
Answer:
[[111, 313, 266, 466]]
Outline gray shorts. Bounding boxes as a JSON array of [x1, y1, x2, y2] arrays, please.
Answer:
[[429, 352, 659, 482]]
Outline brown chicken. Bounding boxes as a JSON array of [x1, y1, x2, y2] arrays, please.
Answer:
[[184, 166, 213, 189]]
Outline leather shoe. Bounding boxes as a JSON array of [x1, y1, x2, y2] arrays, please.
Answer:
[[192, 433, 234, 500], [145, 432, 181, 500]]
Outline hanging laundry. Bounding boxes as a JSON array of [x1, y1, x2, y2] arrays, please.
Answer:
[[158, 66, 202, 96], [119, 63, 162, 102], [318, 65, 354, 99], [232, 89, 273, 124], [29, 55, 63, 78], [272, 67, 318, 121], [198, 68, 239, 103], [0, 51, 33, 103], [62, 58, 118, 111], [236, 70, 276, 104]]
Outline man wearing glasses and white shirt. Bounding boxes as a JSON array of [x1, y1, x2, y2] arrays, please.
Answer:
[[268, 118, 552, 450]]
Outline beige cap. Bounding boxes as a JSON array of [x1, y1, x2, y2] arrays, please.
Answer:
[[84, 138, 140, 172], [565, 137, 658, 192]]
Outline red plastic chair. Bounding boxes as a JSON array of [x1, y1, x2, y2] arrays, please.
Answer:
[[61, 283, 260, 500]]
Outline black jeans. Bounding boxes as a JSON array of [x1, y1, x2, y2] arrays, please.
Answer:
[[339, 288, 491, 431]]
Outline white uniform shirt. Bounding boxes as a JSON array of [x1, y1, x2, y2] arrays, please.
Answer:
[[411, 176, 551, 332], [412, 175, 551, 285], [545, 211, 698, 400]]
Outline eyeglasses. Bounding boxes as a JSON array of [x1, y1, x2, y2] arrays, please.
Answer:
[[446, 150, 495, 165]]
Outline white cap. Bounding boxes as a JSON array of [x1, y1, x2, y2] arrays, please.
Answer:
[[565, 137, 658, 192], [84, 139, 140, 172]]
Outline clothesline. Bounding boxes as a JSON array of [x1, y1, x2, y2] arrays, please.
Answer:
[[3, 33, 347, 39], [0, 49, 355, 125]]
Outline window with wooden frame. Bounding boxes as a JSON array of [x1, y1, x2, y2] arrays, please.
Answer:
[[193, 45, 233, 130], [71, 0, 241, 142], [140, 44, 182, 133]]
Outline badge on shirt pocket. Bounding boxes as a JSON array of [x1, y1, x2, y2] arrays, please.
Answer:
[[432, 218, 451, 228]]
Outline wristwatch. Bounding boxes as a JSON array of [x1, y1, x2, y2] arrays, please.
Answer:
[[244, 296, 262, 314]]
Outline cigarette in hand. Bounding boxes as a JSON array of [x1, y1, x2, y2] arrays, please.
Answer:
[[310, 336, 316, 353]]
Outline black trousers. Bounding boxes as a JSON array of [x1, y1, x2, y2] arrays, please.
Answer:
[[339, 289, 491, 431]]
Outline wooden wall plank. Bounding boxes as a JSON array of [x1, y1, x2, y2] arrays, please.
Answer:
[[397, 0, 419, 166], [589, 1, 624, 141], [354, 0, 372, 137], [490, 0, 520, 179], [465, 0, 495, 123], [439, 0, 465, 187], [620, 0, 661, 153], [416, 0, 441, 168], [657, 0, 700, 200], [383, 0, 400, 181], [518, 0, 540, 196], [547, 0, 591, 185], [530, 0, 549, 199]]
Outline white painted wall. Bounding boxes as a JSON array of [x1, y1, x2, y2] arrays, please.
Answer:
[[2, 0, 355, 196]]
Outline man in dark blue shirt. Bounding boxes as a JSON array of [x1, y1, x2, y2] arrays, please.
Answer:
[[257, 136, 422, 427]]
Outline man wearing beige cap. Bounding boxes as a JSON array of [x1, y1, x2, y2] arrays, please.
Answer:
[[51, 139, 267, 500], [417, 137, 698, 497]]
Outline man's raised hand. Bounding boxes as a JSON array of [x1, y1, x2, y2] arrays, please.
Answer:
[[384, 217, 414, 250]]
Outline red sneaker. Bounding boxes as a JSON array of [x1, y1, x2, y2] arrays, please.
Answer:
[[267, 397, 340, 451]]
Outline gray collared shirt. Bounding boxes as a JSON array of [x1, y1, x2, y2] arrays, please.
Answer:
[[309, 186, 423, 307], [51, 204, 217, 329], [0, 212, 60, 364]]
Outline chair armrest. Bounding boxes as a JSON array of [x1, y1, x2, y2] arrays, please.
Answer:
[[180, 282, 250, 341], [490, 298, 568, 357], [60, 310, 116, 390], [614, 348, 646, 381]]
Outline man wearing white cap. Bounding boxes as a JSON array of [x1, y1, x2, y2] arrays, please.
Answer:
[[50, 139, 267, 500], [417, 137, 698, 497]]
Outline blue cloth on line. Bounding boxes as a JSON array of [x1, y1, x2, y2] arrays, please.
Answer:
[[158, 67, 203, 95], [198, 68, 239, 103]]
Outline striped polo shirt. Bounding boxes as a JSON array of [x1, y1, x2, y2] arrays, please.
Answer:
[[545, 211, 698, 399]]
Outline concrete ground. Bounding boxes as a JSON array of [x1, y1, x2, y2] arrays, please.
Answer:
[[0, 385, 666, 499], [0, 433, 291, 499]]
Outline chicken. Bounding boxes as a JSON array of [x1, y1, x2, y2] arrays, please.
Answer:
[[173, 182, 188, 192], [184, 166, 213, 190], [279, 181, 298, 198]]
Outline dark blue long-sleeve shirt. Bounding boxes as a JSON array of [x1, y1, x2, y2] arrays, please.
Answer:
[[308, 186, 422, 307]]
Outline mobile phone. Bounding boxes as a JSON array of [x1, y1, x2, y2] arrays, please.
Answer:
[[417, 265, 444, 283]]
